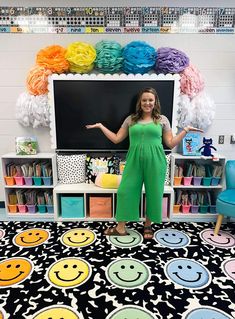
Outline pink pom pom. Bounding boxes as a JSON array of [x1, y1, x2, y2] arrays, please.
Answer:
[[180, 64, 205, 98]]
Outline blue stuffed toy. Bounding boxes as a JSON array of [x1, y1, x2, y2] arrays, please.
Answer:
[[198, 137, 217, 156]]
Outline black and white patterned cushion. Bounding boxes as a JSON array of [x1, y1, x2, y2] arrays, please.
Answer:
[[164, 154, 171, 185], [57, 154, 86, 184]]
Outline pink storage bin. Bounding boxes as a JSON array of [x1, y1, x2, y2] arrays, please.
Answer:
[[182, 204, 191, 213], [14, 176, 24, 186], [183, 176, 193, 186], [17, 204, 27, 213]]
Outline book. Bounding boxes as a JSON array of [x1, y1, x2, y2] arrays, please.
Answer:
[[15, 137, 38, 155], [182, 132, 201, 156]]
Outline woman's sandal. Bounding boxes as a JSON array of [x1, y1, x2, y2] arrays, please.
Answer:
[[143, 226, 154, 240], [104, 227, 127, 236]]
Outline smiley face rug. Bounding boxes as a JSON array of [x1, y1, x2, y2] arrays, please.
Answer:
[[0, 221, 234, 318]]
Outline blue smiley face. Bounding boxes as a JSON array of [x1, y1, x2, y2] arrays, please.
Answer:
[[154, 229, 190, 248], [183, 306, 234, 319], [165, 258, 211, 289], [108, 229, 143, 248]]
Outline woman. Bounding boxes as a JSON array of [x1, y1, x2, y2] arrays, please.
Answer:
[[86, 87, 202, 239]]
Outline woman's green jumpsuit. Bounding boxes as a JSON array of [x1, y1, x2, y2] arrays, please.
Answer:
[[116, 122, 167, 223]]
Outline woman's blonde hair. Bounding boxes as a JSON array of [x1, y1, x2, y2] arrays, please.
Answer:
[[131, 87, 161, 124]]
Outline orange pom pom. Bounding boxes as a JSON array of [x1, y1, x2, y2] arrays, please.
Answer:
[[26, 65, 52, 95], [36, 45, 69, 73]]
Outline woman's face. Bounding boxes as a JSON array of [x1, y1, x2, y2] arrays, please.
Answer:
[[140, 92, 155, 115]]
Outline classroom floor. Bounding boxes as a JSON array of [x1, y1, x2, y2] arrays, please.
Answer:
[[0, 220, 234, 319]]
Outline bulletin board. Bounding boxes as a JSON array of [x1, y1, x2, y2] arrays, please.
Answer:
[[0, 6, 234, 34]]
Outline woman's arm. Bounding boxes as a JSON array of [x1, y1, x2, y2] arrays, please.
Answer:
[[163, 126, 203, 149], [85, 123, 128, 144]]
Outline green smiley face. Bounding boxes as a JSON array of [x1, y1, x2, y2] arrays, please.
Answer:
[[106, 258, 151, 289], [108, 229, 143, 248], [106, 305, 157, 319]]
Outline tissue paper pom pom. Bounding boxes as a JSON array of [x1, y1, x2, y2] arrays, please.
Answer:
[[65, 42, 96, 73], [16, 92, 50, 128], [122, 41, 157, 74], [156, 47, 189, 74], [180, 64, 205, 98], [177, 92, 215, 131], [26, 65, 52, 95], [36, 45, 69, 73], [95, 40, 123, 73]]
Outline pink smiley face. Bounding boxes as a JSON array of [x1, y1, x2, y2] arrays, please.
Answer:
[[200, 229, 235, 248], [0, 229, 5, 240], [222, 259, 235, 282]]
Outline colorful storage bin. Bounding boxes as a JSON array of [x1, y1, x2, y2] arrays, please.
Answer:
[[61, 196, 84, 218], [211, 177, 220, 186], [192, 176, 202, 186], [89, 196, 112, 218], [174, 176, 182, 186], [183, 176, 192, 186]]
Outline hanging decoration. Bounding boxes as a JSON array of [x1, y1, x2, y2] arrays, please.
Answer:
[[95, 40, 123, 74], [26, 65, 52, 95], [180, 64, 205, 98], [16, 40, 215, 131], [177, 92, 215, 131], [65, 42, 96, 73], [155, 47, 189, 74], [122, 41, 157, 74], [16, 92, 50, 128], [36, 45, 69, 74]]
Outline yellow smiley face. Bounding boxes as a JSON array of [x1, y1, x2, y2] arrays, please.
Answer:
[[13, 228, 50, 247], [0, 257, 33, 288], [47, 258, 91, 288], [32, 305, 81, 319], [61, 228, 96, 247]]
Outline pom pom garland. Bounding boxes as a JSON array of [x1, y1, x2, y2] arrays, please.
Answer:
[[95, 40, 123, 74], [177, 92, 215, 131], [65, 42, 96, 73], [17, 40, 216, 132], [122, 41, 157, 74], [180, 64, 205, 98], [16, 92, 50, 128], [36, 45, 69, 73], [26, 65, 52, 96], [156, 47, 189, 74]]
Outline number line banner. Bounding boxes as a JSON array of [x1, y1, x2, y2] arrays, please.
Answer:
[[0, 6, 234, 34]]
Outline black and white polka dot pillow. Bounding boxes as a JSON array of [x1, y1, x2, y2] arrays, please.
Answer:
[[57, 154, 86, 184], [164, 154, 171, 185]]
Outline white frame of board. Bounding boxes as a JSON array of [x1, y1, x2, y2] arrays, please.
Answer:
[[48, 73, 180, 150]]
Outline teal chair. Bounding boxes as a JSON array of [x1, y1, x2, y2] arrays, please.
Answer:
[[214, 160, 235, 234]]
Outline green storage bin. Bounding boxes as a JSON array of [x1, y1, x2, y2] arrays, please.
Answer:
[[61, 196, 84, 218], [199, 205, 209, 214], [202, 177, 212, 186]]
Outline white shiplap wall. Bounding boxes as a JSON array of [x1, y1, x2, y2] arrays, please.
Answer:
[[0, 0, 235, 201]]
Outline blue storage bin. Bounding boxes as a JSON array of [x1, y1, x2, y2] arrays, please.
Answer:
[[61, 196, 84, 218]]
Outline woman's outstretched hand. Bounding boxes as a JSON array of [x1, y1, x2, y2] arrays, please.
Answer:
[[86, 123, 102, 129], [187, 126, 204, 133]]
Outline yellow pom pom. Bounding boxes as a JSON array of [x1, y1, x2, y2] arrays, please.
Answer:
[[65, 42, 96, 73]]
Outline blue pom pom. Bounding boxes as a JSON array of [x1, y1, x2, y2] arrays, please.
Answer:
[[122, 41, 157, 74]]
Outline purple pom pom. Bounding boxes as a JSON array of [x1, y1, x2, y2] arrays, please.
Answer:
[[156, 47, 189, 74]]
